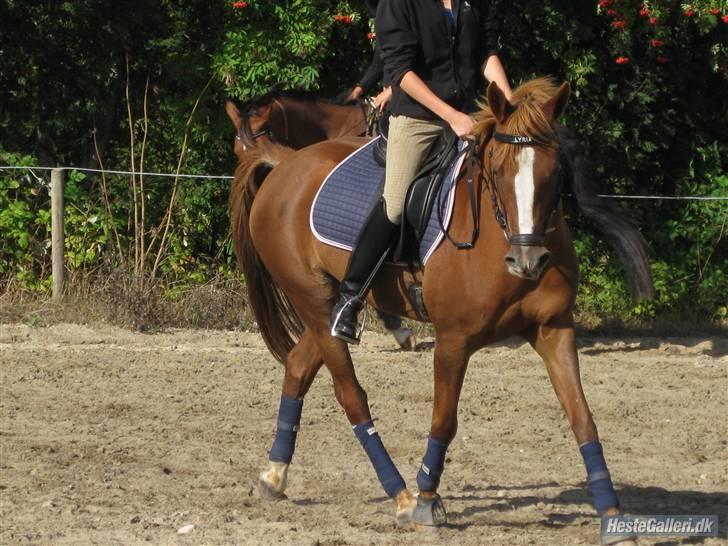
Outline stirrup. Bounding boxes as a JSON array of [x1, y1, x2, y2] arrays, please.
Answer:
[[330, 299, 369, 344]]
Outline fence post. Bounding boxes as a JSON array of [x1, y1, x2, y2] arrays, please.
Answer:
[[51, 168, 65, 301]]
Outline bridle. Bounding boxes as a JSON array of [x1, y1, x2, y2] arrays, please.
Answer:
[[440, 130, 560, 250], [235, 98, 290, 150], [481, 131, 561, 247]]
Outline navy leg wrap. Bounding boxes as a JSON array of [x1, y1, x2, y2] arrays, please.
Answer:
[[269, 395, 303, 464], [353, 421, 406, 498], [416, 436, 449, 492], [580, 441, 619, 515]]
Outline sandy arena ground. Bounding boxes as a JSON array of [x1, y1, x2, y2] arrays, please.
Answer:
[[0, 323, 726, 545]]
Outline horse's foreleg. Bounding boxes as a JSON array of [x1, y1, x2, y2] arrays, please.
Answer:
[[413, 337, 469, 527], [314, 331, 416, 523], [530, 321, 636, 545], [259, 328, 324, 500]]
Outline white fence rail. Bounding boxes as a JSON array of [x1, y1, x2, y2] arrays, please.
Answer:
[[1, 165, 726, 301]]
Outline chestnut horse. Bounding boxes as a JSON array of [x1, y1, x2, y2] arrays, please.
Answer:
[[230, 78, 649, 544], [225, 92, 417, 351]]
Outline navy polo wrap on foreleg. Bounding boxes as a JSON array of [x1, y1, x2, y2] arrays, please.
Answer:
[[353, 421, 407, 498], [268, 395, 303, 464], [580, 440, 619, 515], [416, 436, 449, 492]]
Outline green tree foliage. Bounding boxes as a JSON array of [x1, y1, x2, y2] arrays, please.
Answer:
[[1, 0, 726, 324]]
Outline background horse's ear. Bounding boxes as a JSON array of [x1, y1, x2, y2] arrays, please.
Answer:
[[487, 81, 515, 123], [225, 100, 244, 134], [542, 82, 570, 121]]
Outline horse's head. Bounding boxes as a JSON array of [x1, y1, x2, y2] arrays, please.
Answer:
[[478, 78, 570, 281], [225, 99, 277, 159]]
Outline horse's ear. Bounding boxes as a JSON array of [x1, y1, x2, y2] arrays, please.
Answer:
[[225, 100, 244, 133], [542, 82, 570, 121], [487, 81, 514, 122]]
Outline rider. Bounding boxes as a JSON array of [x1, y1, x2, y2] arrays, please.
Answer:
[[330, 0, 513, 343]]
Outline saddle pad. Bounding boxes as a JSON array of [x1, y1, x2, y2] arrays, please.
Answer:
[[310, 137, 467, 264]]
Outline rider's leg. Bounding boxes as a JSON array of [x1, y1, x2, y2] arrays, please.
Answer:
[[330, 115, 446, 343]]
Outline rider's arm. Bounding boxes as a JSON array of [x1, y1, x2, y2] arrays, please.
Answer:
[[399, 71, 473, 137], [479, 4, 512, 99]]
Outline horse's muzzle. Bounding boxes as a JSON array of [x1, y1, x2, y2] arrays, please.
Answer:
[[504, 245, 552, 281]]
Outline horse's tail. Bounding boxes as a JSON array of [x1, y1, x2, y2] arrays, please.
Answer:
[[557, 126, 655, 301], [230, 142, 304, 363]]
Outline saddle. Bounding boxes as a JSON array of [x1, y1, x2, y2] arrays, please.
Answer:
[[373, 119, 459, 263]]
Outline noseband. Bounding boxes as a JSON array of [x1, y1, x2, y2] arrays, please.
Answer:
[[483, 131, 559, 247]]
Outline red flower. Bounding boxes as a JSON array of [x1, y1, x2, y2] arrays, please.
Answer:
[[639, 8, 650, 18], [232, 1, 248, 9], [723, 15, 728, 23], [684, 9, 695, 17], [334, 14, 352, 25], [711, 8, 720, 15], [649, 16, 658, 25], [367, 32, 376, 40], [607, 9, 617, 16], [656, 56, 670, 64], [611, 20, 627, 30], [650, 39, 665, 48], [615, 56, 630, 65], [598, 0, 612, 7]]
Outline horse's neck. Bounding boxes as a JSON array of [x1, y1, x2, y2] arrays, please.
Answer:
[[310, 101, 366, 138]]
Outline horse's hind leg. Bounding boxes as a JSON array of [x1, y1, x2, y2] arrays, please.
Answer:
[[259, 328, 323, 500], [529, 318, 637, 546], [312, 329, 417, 523]]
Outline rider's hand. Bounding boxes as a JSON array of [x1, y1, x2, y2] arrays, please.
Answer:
[[374, 86, 392, 112], [446, 111, 476, 139], [345, 85, 364, 103]]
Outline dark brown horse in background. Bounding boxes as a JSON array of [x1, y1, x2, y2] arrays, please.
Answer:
[[229, 78, 650, 544], [225, 89, 375, 159]]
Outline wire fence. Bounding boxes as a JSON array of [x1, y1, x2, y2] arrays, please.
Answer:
[[1, 165, 726, 201]]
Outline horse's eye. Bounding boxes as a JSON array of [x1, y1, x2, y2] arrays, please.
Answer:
[[248, 108, 259, 117]]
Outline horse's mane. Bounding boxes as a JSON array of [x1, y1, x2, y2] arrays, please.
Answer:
[[473, 77, 560, 169], [243, 88, 340, 113]]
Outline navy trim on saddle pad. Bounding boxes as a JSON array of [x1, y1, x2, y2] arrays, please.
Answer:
[[309, 137, 466, 264]]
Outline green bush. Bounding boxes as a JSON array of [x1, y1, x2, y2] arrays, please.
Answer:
[[1, 0, 725, 327]]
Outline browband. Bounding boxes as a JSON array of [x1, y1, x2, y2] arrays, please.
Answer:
[[494, 132, 536, 145]]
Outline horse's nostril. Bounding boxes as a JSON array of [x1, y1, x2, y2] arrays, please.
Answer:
[[505, 255, 517, 265], [538, 252, 551, 268]]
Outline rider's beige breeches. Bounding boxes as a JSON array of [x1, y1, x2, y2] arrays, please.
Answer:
[[383, 115, 448, 224]]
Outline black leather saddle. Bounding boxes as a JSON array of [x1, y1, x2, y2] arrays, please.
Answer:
[[372, 118, 459, 263]]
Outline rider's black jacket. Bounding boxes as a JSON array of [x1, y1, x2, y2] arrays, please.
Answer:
[[376, 0, 500, 120]]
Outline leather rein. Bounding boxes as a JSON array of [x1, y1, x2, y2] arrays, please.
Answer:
[[441, 131, 560, 250]]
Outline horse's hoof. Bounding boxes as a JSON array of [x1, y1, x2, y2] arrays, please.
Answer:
[[392, 327, 416, 351], [258, 478, 287, 501], [413, 494, 447, 527], [395, 490, 417, 525]]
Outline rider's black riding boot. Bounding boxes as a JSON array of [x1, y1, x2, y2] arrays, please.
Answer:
[[330, 197, 398, 344]]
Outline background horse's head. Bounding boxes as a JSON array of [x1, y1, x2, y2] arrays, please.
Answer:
[[476, 78, 570, 281], [226, 99, 280, 158]]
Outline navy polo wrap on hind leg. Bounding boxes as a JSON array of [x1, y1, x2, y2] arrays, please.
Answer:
[[353, 421, 406, 498], [269, 395, 303, 464], [580, 440, 619, 515], [416, 436, 449, 492]]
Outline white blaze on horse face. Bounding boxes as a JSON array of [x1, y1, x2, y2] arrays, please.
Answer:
[[514, 147, 536, 234]]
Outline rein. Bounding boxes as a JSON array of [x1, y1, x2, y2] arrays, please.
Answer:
[[439, 130, 559, 251]]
